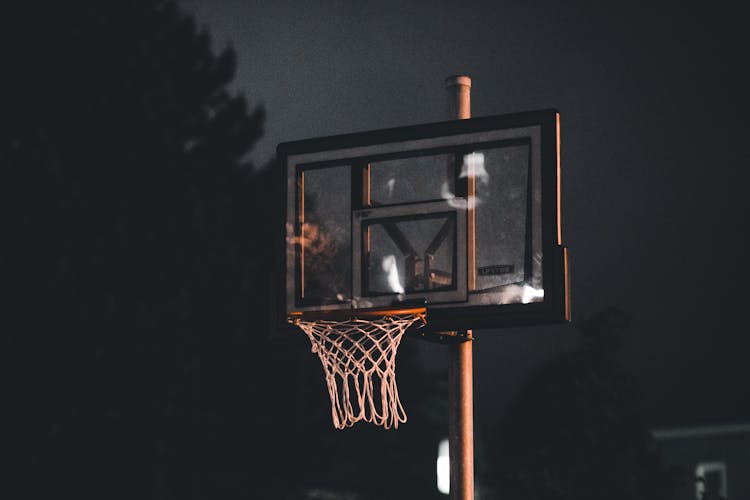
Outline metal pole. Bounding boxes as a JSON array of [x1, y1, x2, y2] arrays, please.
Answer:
[[445, 75, 474, 500], [446, 75, 471, 120]]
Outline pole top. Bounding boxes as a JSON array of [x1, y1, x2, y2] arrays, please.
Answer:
[[445, 75, 471, 89]]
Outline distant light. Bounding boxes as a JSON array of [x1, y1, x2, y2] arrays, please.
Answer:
[[695, 461, 727, 499], [386, 177, 396, 198], [460, 152, 489, 185], [382, 254, 405, 294], [522, 284, 544, 304], [437, 438, 449, 495]]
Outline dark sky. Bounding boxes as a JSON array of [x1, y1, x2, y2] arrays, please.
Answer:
[[178, 0, 749, 429]]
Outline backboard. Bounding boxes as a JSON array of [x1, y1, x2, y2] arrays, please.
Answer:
[[272, 108, 569, 337]]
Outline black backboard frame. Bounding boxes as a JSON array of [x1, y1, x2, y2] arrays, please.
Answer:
[[271, 108, 569, 339]]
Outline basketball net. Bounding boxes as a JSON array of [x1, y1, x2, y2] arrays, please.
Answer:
[[290, 312, 425, 429]]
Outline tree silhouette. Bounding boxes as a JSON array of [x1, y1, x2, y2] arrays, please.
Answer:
[[484, 307, 676, 500], [3, 3, 449, 499], [4, 1, 267, 498]]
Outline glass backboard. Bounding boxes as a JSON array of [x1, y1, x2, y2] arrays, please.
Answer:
[[273, 109, 569, 337]]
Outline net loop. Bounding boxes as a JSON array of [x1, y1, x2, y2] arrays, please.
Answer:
[[290, 313, 425, 429]]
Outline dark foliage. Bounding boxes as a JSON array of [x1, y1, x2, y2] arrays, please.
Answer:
[[4, 1, 267, 498], [3, 2, 446, 499], [484, 307, 676, 500]]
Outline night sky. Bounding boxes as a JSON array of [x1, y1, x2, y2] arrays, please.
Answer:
[[178, 0, 749, 429]]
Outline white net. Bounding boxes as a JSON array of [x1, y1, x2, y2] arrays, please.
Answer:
[[291, 313, 425, 429]]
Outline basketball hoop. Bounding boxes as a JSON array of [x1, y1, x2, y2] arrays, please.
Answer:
[[289, 307, 426, 429]]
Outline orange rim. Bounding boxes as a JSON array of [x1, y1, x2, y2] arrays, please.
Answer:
[[289, 306, 427, 322]]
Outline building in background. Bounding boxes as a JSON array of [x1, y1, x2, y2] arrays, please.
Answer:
[[652, 422, 750, 499]]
